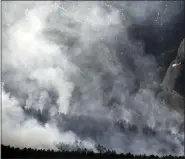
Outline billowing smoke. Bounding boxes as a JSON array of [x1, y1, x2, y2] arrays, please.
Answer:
[[2, 1, 184, 156]]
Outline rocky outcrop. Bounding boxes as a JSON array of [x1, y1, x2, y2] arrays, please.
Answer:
[[177, 39, 185, 61], [159, 39, 184, 111], [162, 39, 185, 95], [174, 39, 185, 97]]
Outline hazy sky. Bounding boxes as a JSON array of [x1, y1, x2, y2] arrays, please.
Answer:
[[2, 1, 184, 156]]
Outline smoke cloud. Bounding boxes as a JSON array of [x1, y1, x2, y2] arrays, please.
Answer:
[[2, 1, 184, 156]]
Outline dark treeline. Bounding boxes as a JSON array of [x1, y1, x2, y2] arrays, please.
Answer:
[[1, 144, 184, 159]]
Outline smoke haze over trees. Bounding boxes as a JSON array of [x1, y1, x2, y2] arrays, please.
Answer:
[[2, 1, 184, 156]]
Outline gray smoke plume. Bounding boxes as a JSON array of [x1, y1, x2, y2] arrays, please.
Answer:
[[2, 1, 184, 156]]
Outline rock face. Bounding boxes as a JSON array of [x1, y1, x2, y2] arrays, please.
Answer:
[[159, 39, 185, 111], [161, 39, 184, 94], [177, 39, 185, 61], [174, 39, 185, 96]]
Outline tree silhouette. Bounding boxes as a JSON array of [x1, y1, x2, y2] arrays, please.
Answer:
[[1, 144, 184, 159]]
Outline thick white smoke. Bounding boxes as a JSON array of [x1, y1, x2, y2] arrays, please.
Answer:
[[2, 1, 184, 156]]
